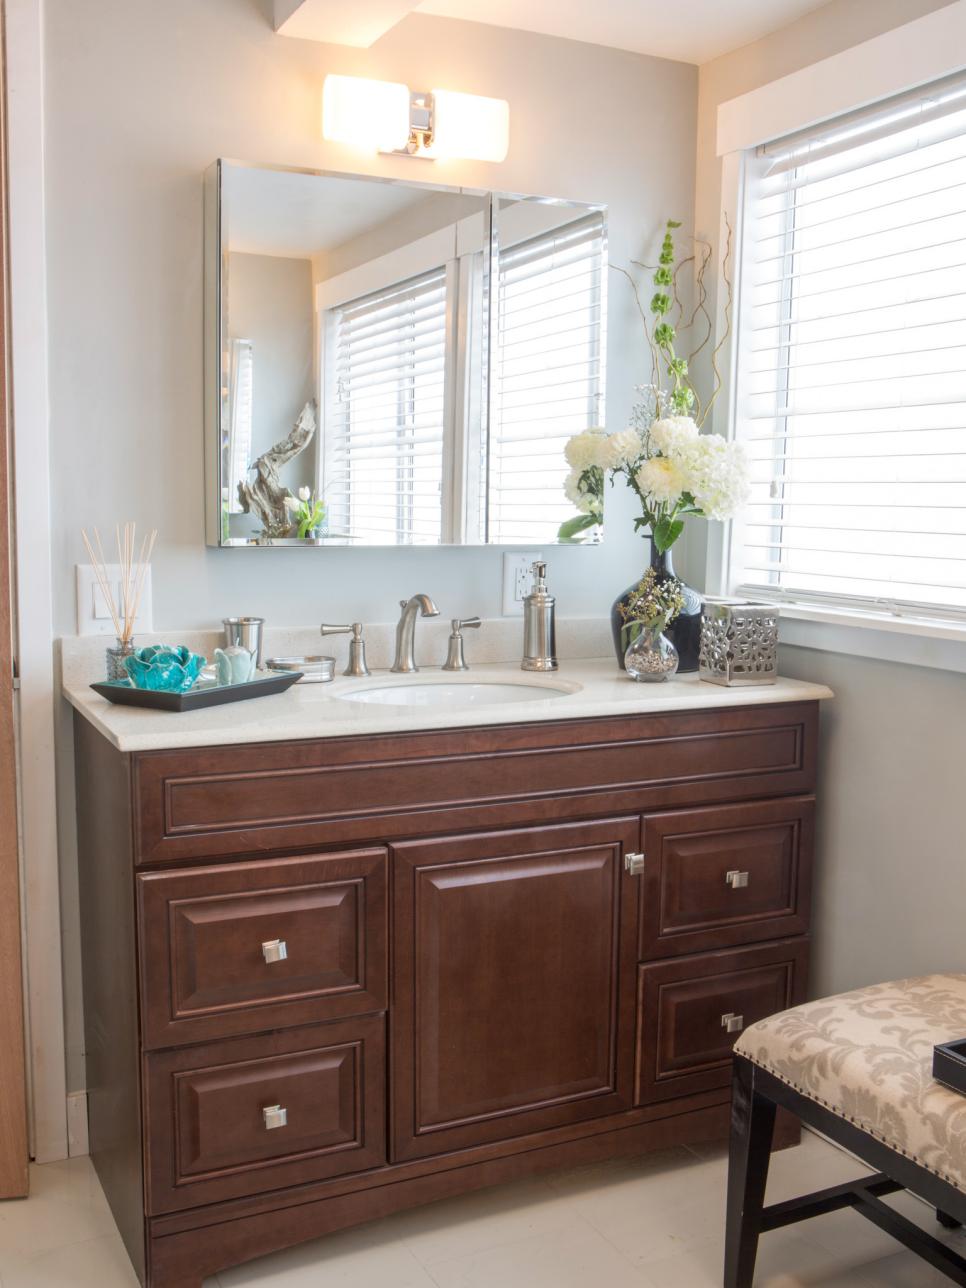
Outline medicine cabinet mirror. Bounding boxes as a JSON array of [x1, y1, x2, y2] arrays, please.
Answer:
[[205, 160, 607, 548]]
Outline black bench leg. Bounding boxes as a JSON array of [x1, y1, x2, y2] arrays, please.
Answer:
[[938, 1209, 963, 1230], [725, 1057, 777, 1288]]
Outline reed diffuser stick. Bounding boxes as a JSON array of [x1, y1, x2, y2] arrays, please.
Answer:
[[81, 522, 158, 645]]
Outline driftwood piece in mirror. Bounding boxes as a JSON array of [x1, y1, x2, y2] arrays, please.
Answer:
[[237, 400, 317, 538]]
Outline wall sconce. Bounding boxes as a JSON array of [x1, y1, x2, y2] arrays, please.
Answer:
[[322, 75, 509, 163]]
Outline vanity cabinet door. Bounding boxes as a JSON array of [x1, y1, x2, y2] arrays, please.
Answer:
[[138, 849, 387, 1049], [391, 818, 640, 1162], [638, 798, 814, 960]]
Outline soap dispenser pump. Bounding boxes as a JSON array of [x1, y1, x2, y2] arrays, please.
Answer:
[[521, 561, 558, 672]]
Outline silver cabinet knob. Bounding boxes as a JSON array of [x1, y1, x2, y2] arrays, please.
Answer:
[[261, 938, 288, 963], [725, 870, 750, 889], [721, 1012, 744, 1034], [262, 1104, 287, 1130]]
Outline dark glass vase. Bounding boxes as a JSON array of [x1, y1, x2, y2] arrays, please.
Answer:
[[610, 540, 703, 673]]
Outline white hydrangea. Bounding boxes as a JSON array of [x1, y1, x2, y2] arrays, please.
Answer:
[[601, 428, 644, 470], [635, 456, 688, 506], [564, 429, 609, 472], [677, 434, 751, 520], [563, 469, 597, 514], [649, 415, 699, 458]]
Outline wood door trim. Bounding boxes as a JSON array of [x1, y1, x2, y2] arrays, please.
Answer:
[[0, 0, 28, 1199]]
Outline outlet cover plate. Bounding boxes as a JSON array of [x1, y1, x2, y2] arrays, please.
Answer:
[[75, 564, 153, 637], [501, 552, 542, 617]]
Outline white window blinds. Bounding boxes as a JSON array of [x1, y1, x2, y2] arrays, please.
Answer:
[[488, 213, 606, 544], [733, 71, 966, 619], [324, 268, 448, 545]]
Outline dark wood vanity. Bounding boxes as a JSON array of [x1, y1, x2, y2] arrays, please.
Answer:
[[74, 699, 818, 1286]]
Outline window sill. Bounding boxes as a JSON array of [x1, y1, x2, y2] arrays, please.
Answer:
[[770, 600, 966, 675]]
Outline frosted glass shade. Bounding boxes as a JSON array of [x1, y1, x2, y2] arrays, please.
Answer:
[[322, 75, 410, 152], [431, 89, 510, 162]]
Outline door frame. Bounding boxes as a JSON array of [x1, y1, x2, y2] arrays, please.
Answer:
[[5, 0, 68, 1163], [0, 0, 28, 1198]]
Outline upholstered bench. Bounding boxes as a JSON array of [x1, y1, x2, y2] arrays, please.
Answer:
[[725, 975, 966, 1287]]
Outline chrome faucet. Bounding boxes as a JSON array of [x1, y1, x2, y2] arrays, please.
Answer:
[[391, 594, 439, 673]]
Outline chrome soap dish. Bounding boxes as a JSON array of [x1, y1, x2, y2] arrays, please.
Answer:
[[266, 655, 335, 684]]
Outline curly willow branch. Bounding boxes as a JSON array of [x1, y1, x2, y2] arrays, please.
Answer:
[[700, 214, 734, 430], [613, 264, 659, 387]]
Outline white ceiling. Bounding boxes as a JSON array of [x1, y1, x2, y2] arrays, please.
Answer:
[[415, 0, 832, 64], [224, 165, 429, 257], [276, 0, 835, 64]]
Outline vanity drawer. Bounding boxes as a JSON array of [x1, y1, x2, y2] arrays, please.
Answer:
[[144, 1016, 386, 1214], [635, 939, 807, 1105], [638, 798, 814, 959], [131, 704, 818, 864], [138, 849, 387, 1049]]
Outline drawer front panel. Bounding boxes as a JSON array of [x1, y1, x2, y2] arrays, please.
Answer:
[[138, 850, 387, 1048], [145, 1017, 386, 1213], [639, 799, 814, 959], [133, 704, 818, 863], [635, 939, 808, 1104]]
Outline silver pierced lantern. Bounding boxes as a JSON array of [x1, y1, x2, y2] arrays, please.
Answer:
[[699, 599, 779, 686]]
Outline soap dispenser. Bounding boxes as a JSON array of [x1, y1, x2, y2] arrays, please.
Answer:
[[521, 561, 558, 672]]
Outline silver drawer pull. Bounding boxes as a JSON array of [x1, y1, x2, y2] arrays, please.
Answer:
[[262, 939, 288, 964], [725, 870, 749, 889], [624, 852, 646, 876], [721, 1012, 744, 1034], [262, 1104, 287, 1130]]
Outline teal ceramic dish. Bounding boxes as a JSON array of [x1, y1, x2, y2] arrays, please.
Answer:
[[123, 644, 207, 693]]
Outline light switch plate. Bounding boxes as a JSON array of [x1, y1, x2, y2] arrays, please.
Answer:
[[75, 564, 153, 637], [501, 552, 542, 616]]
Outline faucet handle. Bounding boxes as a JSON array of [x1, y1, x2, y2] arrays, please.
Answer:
[[320, 622, 352, 637], [443, 617, 481, 672]]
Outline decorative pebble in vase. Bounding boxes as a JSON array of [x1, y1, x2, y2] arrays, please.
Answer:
[[624, 622, 679, 682]]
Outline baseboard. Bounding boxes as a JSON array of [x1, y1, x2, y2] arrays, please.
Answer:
[[66, 1090, 89, 1157]]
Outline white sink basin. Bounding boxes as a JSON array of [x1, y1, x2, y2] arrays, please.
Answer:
[[337, 679, 575, 708]]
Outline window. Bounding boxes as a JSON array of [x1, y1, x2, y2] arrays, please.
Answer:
[[225, 338, 253, 513], [732, 72, 966, 620], [324, 268, 449, 545], [488, 212, 606, 543]]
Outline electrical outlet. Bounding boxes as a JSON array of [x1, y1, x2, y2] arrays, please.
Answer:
[[501, 552, 542, 616], [75, 564, 153, 637]]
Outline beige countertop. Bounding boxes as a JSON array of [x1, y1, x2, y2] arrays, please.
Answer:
[[61, 655, 833, 754]]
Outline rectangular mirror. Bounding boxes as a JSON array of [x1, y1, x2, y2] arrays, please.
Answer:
[[205, 161, 606, 547]]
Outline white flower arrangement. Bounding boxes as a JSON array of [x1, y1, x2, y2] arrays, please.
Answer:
[[560, 219, 748, 551]]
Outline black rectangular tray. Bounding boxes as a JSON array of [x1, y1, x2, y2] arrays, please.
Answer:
[[90, 669, 303, 711], [933, 1039, 966, 1094]]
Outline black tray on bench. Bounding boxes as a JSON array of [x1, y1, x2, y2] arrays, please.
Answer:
[[933, 1038, 966, 1094], [90, 669, 303, 711]]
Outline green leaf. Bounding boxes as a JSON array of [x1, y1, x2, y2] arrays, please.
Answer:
[[667, 219, 682, 229], [652, 517, 684, 553], [557, 513, 598, 542]]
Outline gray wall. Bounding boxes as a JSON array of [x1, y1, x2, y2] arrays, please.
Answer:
[[44, 0, 696, 1092], [691, 0, 965, 1000], [43, 0, 697, 635]]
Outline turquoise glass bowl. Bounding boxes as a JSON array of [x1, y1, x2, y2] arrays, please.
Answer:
[[123, 645, 207, 693]]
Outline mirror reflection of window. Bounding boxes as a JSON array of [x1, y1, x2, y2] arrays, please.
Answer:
[[325, 268, 448, 545], [226, 338, 253, 515], [489, 211, 607, 544]]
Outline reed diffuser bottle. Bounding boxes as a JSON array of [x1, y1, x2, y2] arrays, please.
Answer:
[[81, 522, 157, 680]]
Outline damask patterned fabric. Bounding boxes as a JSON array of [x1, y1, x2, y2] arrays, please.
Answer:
[[735, 974, 966, 1189]]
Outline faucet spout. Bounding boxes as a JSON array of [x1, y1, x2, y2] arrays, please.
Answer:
[[391, 594, 440, 673]]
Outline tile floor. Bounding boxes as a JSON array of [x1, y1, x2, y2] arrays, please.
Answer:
[[1, 1131, 963, 1287]]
